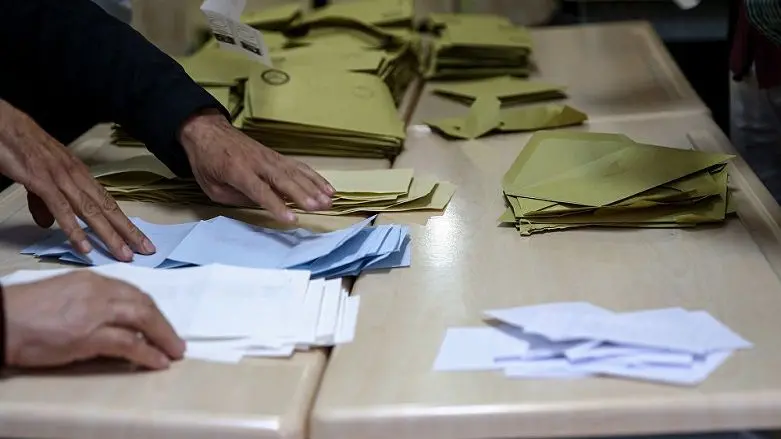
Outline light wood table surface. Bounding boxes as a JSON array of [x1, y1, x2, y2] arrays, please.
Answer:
[[310, 114, 781, 439], [411, 21, 708, 125], [0, 127, 389, 439]]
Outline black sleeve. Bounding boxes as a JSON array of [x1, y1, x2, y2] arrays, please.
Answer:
[[0, 0, 231, 177]]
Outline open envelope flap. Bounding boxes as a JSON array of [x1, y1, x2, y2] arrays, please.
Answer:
[[503, 132, 732, 207], [433, 76, 565, 101], [90, 155, 176, 180], [499, 105, 587, 132], [464, 96, 501, 139], [501, 131, 635, 191]]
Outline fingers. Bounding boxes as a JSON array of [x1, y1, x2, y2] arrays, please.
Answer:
[[295, 161, 335, 197], [40, 156, 155, 262], [55, 170, 134, 262], [27, 191, 55, 228], [228, 167, 297, 223], [32, 183, 93, 254], [106, 287, 185, 360], [85, 326, 172, 370], [71, 171, 156, 256], [269, 167, 329, 212]]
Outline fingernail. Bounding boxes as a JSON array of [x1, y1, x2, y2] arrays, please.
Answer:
[[306, 198, 320, 209], [142, 238, 156, 254], [158, 355, 170, 368], [120, 245, 134, 261], [285, 211, 297, 222], [326, 185, 336, 195], [318, 194, 332, 206], [78, 240, 92, 254]]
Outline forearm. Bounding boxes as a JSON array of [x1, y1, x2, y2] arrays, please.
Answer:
[[0, 0, 229, 177]]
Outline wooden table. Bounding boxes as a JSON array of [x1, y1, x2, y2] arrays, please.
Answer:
[[0, 127, 389, 439], [411, 21, 708, 125], [310, 113, 781, 439]]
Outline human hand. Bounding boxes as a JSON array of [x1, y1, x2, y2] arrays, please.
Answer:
[[0, 100, 155, 262], [178, 110, 335, 223], [3, 271, 185, 370]]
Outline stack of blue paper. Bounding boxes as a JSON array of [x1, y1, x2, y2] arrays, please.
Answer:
[[21, 215, 411, 279]]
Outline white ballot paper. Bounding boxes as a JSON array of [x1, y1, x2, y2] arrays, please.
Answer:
[[200, 0, 272, 65], [433, 302, 752, 386], [0, 264, 360, 364]]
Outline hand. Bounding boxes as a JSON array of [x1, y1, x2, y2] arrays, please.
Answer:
[[0, 100, 155, 262], [179, 110, 335, 223], [3, 271, 185, 370]]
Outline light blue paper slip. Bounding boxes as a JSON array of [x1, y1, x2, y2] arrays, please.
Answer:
[[21, 215, 411, 279]]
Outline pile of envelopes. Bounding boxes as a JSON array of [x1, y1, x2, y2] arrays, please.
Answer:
[[428, 96, 587, 140], [88, 155, 455, 214], [434, 301, 752, 386], [499, 131, 735, 235], [111, 0, 420, 157], [422, 13, 534, 79], [2, 264, 359, 362], [23, 215, 411, 280], [236, 65, 406, 158]]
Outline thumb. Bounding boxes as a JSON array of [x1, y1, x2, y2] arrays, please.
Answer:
[[27, 191, 55, 228]]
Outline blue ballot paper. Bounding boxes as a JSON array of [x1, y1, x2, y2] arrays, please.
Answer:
[[21, 215, 411, 279]]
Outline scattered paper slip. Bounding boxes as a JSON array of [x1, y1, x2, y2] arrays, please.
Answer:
[[0, 264, 360, 363], [433, 302, 752, 386], [22, 215, 411, 279], [201, 0, 272, 65]]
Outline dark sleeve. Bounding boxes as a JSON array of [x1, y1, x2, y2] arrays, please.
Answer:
[[746, 0, 781, 46], [0, 0, 231, 177]]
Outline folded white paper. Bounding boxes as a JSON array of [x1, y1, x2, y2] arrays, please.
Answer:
[[0, 263, 361, 364], [433, 302, 752, 386]]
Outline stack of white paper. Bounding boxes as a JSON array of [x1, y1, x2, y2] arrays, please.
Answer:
[[433, 302, 752, 386], [0, 264, 360, 364], [22, 215, 411, 279]]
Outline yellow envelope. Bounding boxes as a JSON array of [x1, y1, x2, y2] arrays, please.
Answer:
[[427, 104, 586, 140], [241, 3, 301, 30], [502, 131, 733, 207], [432, 76, 566, 105], [298, 0, 414, 27], [318, 168, 414, 195], [246, 65, 405, 139]]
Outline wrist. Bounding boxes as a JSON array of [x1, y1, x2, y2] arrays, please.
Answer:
[[178, 108, 231, 158]]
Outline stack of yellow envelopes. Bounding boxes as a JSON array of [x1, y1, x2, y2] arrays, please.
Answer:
[[110, 85, 243, 147], [267, 39, 418, 106], [432, 76, 566, 106], [111, 0, 420, 149], [295, 0, 415, 29], [90, 155, 204, 204], [90, 156, 455, 214], [241, 3, 302, 31], [428, 96, 587, 140], [423, 13, 533, 79], [499, 131, 735, 236], [281, 0, 421, 104], [236, 65, 406, 158], [306, 168, 456, 215]]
